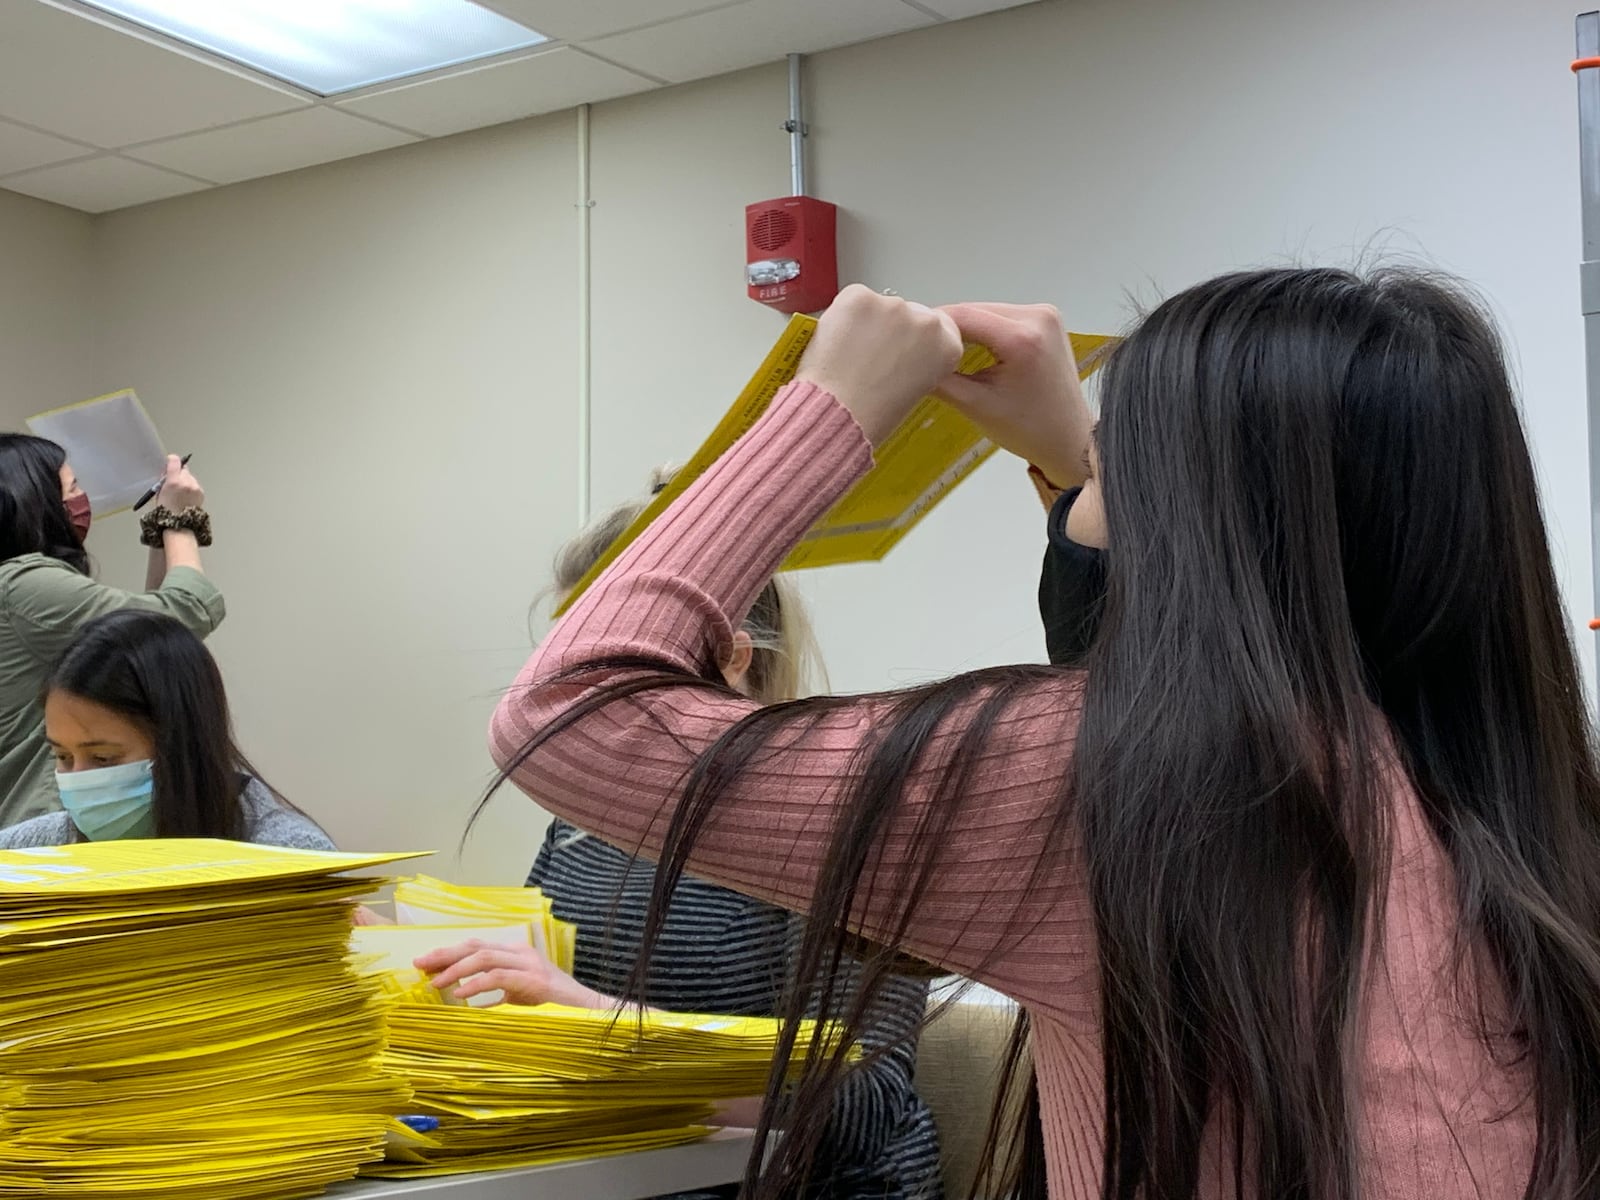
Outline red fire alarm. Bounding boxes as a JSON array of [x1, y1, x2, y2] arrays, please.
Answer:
[[745, 195, 837, 314], [745, 55, 837, 314]]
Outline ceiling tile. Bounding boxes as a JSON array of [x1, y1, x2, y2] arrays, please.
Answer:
[[0, 1, 307, 149], [126, 108, 420, 185], [0, 118, 90, 175], [581, 0, 934, 83], [1, 155, 209, 212], [476, 0, 738, 44], [913, 0, 1043, 19], [337, 46, 656, 138]]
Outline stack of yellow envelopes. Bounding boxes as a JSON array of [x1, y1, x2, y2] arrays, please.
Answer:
[[0, 839, 418, 1199], [391, 874, 576, 973], [366, 978, 846, 1179]]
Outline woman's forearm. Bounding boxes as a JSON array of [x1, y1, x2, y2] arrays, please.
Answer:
[[160, 530, 203, 575]]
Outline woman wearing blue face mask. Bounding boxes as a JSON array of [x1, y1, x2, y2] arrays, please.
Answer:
[[0, 609, 330, 850]]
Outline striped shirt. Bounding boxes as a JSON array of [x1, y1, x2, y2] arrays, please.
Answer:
[[528, 819, 943, 1199]]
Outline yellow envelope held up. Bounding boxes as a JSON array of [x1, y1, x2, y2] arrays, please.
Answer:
[[556, 315, 1117, 614]]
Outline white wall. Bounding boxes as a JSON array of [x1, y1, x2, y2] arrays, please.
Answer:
[[588, 68, 791, 505], [848, 0, 1586, 683], [41, 0, 1589, 881], [0, 188, 97, 426], [91, 118, 580, 880]]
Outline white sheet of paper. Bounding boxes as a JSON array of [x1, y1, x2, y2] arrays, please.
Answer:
[[26, 390, 166, 515], [395, 899, 545, 954]]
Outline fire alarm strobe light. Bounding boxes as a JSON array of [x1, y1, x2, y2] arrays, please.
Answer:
[[745, 195, 837, 314]]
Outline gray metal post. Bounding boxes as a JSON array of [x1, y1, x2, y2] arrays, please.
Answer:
[[1578, 12, 1600, 671], [785, 53, 807, 197]]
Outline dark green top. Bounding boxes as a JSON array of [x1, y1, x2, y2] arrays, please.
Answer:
[[0, 553, 224, 826]]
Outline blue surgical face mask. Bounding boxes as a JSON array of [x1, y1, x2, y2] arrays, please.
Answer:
[[55, 759, 156, 841]]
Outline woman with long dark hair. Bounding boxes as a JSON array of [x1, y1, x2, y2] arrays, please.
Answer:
[[0, 436, 222, 825], [487, 273, 1600, 1198], [0, 609, 329, 850]]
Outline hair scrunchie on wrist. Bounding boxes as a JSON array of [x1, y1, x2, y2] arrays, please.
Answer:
[[139, 505, 213, 549]]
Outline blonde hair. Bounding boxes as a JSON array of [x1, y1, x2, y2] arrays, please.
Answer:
[[551, 465, 825, 704]]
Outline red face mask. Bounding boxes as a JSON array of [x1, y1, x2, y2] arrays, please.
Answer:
[[64, 492, 91, 543]]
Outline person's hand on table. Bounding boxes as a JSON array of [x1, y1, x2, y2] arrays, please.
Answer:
[[415, 938, 611, 1008], [712, 1097, 768, 1129]]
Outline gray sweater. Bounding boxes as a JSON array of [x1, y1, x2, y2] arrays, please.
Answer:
[[0, 776, 334, 851]]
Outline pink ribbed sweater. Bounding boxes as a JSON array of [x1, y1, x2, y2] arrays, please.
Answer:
[[492, 381, 1536, 1198]]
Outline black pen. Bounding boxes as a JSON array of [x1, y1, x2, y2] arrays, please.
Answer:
[[133, 453, 191, 511]]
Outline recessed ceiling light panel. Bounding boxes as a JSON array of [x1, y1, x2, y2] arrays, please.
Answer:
[[79, 0, 548, 96]]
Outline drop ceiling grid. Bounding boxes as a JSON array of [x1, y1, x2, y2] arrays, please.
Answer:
[[0, 0, 1039, 212]]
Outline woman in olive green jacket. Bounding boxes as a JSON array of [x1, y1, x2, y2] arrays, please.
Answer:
[[0, 434, 222, 826]]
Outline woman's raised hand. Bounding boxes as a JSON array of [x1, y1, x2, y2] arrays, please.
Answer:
[[796, 285, 964, 445], [156, 454, 205, 511], [937, 303, 1093, 490]]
